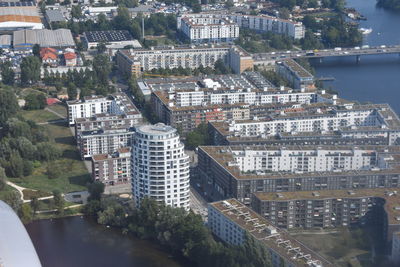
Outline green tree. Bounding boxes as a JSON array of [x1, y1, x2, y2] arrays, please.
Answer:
[[67, 82, 78, 100], [87, 181, 105, 201], [97, 41, 107, 53], [0, 61, 15, 85], [93, 54, 111, 86], [30, 196, 40, 215], [46, 163, 61, 179], [0, 88, 19, 127], [0, 167, 6, 191], [20, 56, 41, 85], [19, 204, 33, 223], [71, 5, 82, 19], [24, 93, 47, 110], [185, 123, 210, 150], [32, 44, 40, 58], [2, 191, 22, 212], [36, 142, 62, 161], [53, 190, 65, 215], [7, 150, 24, 177]]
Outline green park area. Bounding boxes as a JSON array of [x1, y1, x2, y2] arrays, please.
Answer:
[[12, 104, 90, 194]]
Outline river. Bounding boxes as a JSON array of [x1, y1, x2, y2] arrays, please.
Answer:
[[25, 216, 186, 267], [312, 0, 400, 113]]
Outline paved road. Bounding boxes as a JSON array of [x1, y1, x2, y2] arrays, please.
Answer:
[[190, 187, 208, 220]]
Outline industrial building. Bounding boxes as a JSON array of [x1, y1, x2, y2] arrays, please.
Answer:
[[0, 6, 43, 32], [91, 147, 131, 185], [178, 14, 239, 43], [209, 103, 400, 146], [0, 33, 11, 48], [116, 44, 253, 76], [208, 199, 332, 267], [13, 29, 75, 50], [45, 9, 67, 24], [198, 145, 400, 204], [276, 59, 314, 90], [131, 123, 190, 210], [178, 13, 305, 39], [82, 30, 141, 50]]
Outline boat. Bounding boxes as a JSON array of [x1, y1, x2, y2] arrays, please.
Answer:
[[359, 28, 373, 35]]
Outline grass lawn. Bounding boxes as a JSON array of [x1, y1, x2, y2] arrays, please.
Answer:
[[292, 228, 374, 266], [20, 109, 60, 124], [47, 103, 68, 118], [14, 108, 90, 194]]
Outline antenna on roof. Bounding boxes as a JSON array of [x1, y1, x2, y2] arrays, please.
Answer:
[[142, 16, 145, 41]]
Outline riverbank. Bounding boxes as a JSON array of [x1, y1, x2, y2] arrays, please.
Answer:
[[26, 216, 187, 267]]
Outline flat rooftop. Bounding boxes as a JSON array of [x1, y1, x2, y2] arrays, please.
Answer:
[[253, 188, 400, 225], [84, 30, 134, 43], [210, 198, 333, 266], [279, 59, 313, 79], [199, 145, 400, 180]]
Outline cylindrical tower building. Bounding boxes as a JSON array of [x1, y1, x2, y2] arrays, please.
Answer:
[[132, 123, 190, 210]]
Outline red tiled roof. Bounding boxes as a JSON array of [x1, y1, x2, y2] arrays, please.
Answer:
[[64, 52, 76, 60], [46, 98, 60, 105]]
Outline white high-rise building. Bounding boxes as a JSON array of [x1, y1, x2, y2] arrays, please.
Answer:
[[131, 123, 190, 210]]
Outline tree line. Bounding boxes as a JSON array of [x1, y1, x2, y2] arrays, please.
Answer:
[[84, 194, 272, 267]]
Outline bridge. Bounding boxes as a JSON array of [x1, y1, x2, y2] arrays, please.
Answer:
[[252, 45, 400, 65]]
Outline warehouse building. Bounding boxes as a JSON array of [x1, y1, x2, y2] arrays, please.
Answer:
[[0, 34, 11, 48], [13, 29, 75, 50], [82, 30, 141, 50], [0, 6, 43, 32]]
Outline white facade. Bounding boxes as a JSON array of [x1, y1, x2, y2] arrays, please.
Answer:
[[120, 45, 230, 71], [132, 123, 190, 210], [178, 13, 305, 39], [78, 128, 135, 158], [179, 15, 239, 43], [67, 96, 112, 125], [228, 107, 382, 137], [171, 88, 316, 107], [231, 148, 377, 173]]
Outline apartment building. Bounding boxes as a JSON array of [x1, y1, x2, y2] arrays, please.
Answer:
[[209, 103, 400, 146], [116, 45, 253, 76], [178, 13, 305, 39], [150, 73, 319, 133], [91, 147, 131, 185], [67, 93, 142, 126], [78, 127, 135, 159], [178, 14, 239, 43], [198, 145, 400, 204], [276, 59, 314, 90], [67, 95, 112, 125], [251, 189, 400, 243], [131, 123, 190, 210], [74, 94, 142, 137], [208, 199, 332, 267]]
